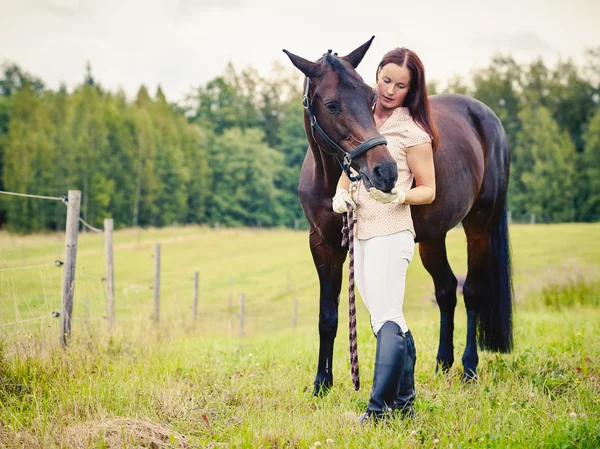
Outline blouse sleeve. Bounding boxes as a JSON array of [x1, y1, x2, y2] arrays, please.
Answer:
[[404, 123, 432, 148]]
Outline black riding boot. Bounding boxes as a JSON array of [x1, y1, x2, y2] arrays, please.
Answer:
[[393, 329, 417, 418], [358, 321, 407, 424]]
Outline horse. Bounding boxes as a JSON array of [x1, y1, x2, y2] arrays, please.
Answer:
[[283, 36, 513, 395]]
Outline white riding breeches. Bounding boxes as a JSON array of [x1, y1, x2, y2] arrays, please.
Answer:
[[354, 230, 415, 335]]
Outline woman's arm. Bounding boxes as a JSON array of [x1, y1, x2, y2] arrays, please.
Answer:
[[337, 172, 351, 191], [405, 142, 436, 205]]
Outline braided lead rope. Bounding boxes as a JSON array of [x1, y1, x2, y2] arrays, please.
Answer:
[[343, 206, 360, 391]]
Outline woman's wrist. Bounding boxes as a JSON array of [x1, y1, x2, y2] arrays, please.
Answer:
[[404, 186, 435, 205]]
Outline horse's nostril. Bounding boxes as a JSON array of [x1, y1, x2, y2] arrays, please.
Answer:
[[372, 162, 398, 192], [373, 165, 383, 181]]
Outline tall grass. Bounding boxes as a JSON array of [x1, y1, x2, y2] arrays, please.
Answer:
[[1, 223, 599, 447]]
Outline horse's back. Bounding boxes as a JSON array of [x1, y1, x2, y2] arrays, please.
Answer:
[[412, 94, 509, 242]]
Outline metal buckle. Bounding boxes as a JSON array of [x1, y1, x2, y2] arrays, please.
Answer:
[[302, 95, 309, 110], [343, 153, 352, 167]]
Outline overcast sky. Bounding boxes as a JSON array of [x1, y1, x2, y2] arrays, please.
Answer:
[[1, 0, 598, 102]]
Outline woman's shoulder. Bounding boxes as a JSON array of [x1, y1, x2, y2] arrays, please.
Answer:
[[385, 108, 431, 146], [404, 121, 432, 148], [407, 119, 431, 141]]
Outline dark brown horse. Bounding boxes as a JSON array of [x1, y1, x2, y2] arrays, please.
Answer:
[[283, 37, 513, 395]]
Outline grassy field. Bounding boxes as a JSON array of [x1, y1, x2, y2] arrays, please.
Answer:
[[1, 223, 599, 448]]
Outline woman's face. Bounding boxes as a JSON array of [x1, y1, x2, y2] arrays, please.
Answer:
[[376, 63, 411, 110]]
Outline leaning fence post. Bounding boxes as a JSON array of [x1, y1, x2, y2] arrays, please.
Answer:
[[104, 218, 115, 332], [239, 293, 245, 337], [193, 271, 199, 321], [154, 243, 161, 323], [60, 190, 81, 347]]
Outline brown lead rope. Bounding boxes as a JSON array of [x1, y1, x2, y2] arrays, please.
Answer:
[[342, 207, 360, 390]]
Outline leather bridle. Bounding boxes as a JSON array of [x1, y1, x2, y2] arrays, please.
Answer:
[[302, 77, 387, 182]]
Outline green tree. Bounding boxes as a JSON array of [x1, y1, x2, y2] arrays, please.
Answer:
[[580, 109, 600, 220], [190, 74, 241, 135], [0, 95, 11, 223], [0, 63, 44, 97], [151, 86, 189, 226], [206, 127, 285, 226], [521, 58, 550, 106], [3, 83, 57, 231], [46, 85, 75, 230], [0, 63, 45, 227], [178, 118, 211, 224], [472, 55, 522, 151], [515, 106, 576, 222], [546, 59, 597, 154], [443, 74, 471, 95], [69, 77, 111, 228], [275, 97, 307, 227], [131, 88, 159, 227], [102, 92, 138, 228]]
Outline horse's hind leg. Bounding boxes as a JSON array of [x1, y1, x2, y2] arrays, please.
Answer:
[[460, 220, 489, 380], [310, 227, 346, 396], [461, 205, 513, 380], [419, 235, 458, 373]]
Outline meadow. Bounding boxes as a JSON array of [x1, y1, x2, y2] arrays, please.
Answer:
[[1, 223, 599, 448]]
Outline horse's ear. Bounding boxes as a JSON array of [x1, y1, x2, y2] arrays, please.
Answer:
[[343, 36, 375, 68], [282, 49, 321, 78]]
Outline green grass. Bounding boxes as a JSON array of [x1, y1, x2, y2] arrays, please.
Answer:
[[1, 223, 599, 448]]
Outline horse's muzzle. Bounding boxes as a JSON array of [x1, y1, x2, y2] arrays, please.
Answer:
[[367, 160, 397, 193]]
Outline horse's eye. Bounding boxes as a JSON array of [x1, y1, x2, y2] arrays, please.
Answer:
[[325, 102, 340, 114]]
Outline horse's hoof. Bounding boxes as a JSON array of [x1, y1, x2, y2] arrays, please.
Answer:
[[312, 384, 331, 397], [462, 369, 477, 383], [313, 377, 332, 397], [435, 360, 453, 375]]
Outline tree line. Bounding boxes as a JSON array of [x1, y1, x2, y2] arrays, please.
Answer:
[[0, 50, 598, 233]]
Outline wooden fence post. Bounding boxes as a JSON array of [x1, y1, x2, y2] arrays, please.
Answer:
[[104, 218, 115, 332], [193, 271, 199, 321], [60, 190, 81, 347], [154, 243, 161, 323], [229, 276, 233, 312], [239, 293, 245, 337], [293, 297, 298, 330]]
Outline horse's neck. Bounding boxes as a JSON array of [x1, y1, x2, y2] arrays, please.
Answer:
[[308, 138, 343, 195]]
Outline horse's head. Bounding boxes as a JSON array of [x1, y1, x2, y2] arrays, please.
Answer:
[[283, 37, 397, 192]]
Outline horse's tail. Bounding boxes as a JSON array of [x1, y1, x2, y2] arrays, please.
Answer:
[[477, 205, 514, 353]]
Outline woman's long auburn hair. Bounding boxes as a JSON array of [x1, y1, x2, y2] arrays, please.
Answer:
[[376, 48, 439, 151]]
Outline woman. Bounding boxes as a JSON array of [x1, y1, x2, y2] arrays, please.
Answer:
[[332, 47, 438, 423]]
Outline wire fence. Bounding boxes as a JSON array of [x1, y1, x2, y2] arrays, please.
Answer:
[[9, 187, 597, 347], [0, 188, 319, 346]]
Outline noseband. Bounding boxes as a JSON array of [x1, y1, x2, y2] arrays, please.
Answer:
[[302, 78, 387, 182]]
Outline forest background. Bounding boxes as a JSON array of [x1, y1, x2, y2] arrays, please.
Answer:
[[1, 47, 599, 233]]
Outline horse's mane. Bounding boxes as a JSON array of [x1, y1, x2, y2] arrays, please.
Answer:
[[323, 54, 357, 89]]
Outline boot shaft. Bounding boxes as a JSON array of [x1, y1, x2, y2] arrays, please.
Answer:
[[366, 321, 407, 416], [393, 330, 417, 414]]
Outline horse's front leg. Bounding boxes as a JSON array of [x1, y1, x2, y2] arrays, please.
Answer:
[[419, 236, 458, 373], [310, 226, 347, 396]]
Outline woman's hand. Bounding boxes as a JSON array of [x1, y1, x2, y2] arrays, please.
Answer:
[[332, 188, 356, 213], [369, 187, 406, 204]]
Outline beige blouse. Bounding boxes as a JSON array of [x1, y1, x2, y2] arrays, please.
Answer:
[[352, 107, 431, 240]]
